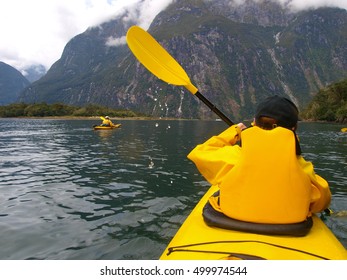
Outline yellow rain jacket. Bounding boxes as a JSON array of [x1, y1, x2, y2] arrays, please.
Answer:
[[188, 125, 331, 224], [102, 119, 112, 126]]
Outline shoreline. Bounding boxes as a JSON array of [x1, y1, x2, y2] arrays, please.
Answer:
[[1, 116, 346, 125], [0, 116, 197, 121]]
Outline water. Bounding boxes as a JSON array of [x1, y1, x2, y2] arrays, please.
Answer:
[[0, 119, 346, 259]]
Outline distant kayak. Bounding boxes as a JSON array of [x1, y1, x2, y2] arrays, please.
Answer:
[[93, 124, 121, 130], [341, 128, 347, 133], [160, 185, 347, 260]]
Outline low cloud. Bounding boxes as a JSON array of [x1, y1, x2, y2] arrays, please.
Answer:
[[237, 0, 347, 11], [0, 0, 173, 72], [219, 0, 347, 11], [105, 0, 175, 47], [106, 36, 127, 47]]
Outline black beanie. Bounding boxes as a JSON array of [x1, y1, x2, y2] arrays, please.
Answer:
[[255, 95, 298, 129]]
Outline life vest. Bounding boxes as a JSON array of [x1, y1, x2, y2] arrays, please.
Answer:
[[102, 119, 111, 126], [219, 126, 312, 224]]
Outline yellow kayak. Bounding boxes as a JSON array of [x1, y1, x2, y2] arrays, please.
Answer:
[[160, 185, 347, 260], [93, 124, 121, 130], [341, 128, 347, 133]]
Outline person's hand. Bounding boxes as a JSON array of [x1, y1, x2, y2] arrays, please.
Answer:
[[237, 123, 247, 131]]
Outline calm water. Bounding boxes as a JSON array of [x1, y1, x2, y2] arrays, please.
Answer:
[[0, 119, 346, 259]]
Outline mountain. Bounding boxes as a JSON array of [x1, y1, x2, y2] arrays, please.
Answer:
[[18, 0, 347, 121], [19, 17, 133, 105], [23, 64, 47, 83], [0, 62, 30, 105]]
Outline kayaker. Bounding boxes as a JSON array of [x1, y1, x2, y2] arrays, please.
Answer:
[[100, 116, 114, 127], [188, 95, 331, 224]]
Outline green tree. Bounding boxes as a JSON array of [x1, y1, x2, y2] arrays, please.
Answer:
[[24, 103, 50, 117], [303, 78, 347, 123]]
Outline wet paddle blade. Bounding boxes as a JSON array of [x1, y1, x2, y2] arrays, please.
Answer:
[[126, 26, 198, 94]]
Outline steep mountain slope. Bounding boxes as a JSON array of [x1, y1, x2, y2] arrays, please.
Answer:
[[18, 0, 347, 120], [0, 62, 30, 105]]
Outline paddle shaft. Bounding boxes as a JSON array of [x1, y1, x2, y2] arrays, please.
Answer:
[[195, 91, 234, 126]]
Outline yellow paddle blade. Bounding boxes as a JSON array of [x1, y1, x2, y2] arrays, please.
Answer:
[[100, 116, 105, 121], [126, 26, 198, 94]]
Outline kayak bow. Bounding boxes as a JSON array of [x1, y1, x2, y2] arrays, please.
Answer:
[[160, 185, 347, 260]]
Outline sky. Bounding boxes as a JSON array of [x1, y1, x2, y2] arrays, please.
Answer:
[[0, 0, 173, 73], [0, 0, 346, 74]]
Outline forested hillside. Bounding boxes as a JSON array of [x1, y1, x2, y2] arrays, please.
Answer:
[[303, 78, 347, 123]]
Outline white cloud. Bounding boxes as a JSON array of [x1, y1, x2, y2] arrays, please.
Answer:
[[106, 0, 176, 47], [273, 0, 347, 11], [0, 0, 173, 72], [106, 35, 127, 47], [134, 0, 176, 29], [223, 0, 347, 11]]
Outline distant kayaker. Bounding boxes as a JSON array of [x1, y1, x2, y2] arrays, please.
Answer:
[[188, 95, 331, 224], [100, 116, 114, 127]]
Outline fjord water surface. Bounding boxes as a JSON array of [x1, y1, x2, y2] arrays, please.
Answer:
[[0, 119, 346, 259]]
